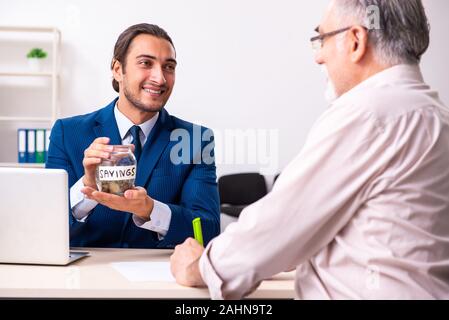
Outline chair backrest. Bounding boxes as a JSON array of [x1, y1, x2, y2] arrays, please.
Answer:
[[218, 173, 268, 205]]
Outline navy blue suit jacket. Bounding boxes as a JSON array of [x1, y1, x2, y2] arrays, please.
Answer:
[[46, 98, 220, 248]]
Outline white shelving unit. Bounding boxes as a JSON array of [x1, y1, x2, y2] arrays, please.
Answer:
[[0, 26, 61, 168], [0, 162, 46, 168]]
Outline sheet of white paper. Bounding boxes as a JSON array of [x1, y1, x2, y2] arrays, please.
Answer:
[[111, 261, 175, 282]]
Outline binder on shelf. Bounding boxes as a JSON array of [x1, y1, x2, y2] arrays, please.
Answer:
[[35, 129, 45, 163], [27, 129, 36, 163], [45, 129, 51, 161], [17, 129, 28, 163]]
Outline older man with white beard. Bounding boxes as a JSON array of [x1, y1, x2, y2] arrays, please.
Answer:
[[170, 0, 449, 299]]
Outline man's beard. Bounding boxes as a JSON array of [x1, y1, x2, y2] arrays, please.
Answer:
[[320, 65, 338, 104], [123, 85, 166, 113]]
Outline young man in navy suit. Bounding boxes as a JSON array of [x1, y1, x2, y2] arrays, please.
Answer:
[[46, 24, 220, 248]]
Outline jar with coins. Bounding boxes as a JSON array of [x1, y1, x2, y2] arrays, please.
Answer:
[[95, 145, 136, 196]]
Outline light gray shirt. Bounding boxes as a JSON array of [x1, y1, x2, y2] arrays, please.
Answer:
[[200, 65, 449, 299]]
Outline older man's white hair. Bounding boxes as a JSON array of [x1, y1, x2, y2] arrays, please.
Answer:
[[335, 0, 430, 66]]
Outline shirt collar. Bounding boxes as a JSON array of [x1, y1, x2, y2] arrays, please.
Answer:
[[114, 101, 159, 140], [335, 64, 424, 103]]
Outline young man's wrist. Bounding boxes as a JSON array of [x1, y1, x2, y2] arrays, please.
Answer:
[[82, 175, 97, 189], [134, 196, 154, 221]]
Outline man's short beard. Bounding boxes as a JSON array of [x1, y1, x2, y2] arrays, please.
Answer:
[[321, 65, 338, 104], [123, 85, 165, 113]]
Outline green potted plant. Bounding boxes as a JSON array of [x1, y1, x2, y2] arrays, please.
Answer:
[[26, 48, 48, 72]]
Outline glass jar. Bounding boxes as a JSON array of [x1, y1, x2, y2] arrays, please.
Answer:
[[95, 145, 137, 196]]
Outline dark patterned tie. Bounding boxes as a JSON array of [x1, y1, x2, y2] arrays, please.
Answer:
[[129, 125, 142, 162]]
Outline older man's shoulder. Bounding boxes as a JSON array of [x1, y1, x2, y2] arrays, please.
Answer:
[[343, 83, 441, 123]]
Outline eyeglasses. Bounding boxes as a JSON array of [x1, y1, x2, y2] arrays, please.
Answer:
[[310, 26, 352, 52]]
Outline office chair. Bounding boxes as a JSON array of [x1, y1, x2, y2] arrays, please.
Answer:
[[218, 173, 268, 218]]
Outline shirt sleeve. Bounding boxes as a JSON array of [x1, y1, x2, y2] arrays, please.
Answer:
[[70, 177, 98, 222], [132, 200, 172, 237], [198, 104, 400, 299]]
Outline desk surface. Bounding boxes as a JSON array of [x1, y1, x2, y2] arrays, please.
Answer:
[[0, 248, 295, 299]]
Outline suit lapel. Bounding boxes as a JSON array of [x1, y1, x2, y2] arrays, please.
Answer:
[[93, 98, 122, 145], [135, 109, 172, 187]]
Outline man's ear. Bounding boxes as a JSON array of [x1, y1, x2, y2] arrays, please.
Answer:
[[112, 59, 123, 83], [349, 26, 369, 63]]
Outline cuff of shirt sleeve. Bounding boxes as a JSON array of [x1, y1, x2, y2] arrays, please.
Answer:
[[199, 240, 225, 300], [70, 177, 98, 222], [70, 178, 86, 208], [132, 200, 171, 237]]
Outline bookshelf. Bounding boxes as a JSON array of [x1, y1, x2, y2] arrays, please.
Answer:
[[0, 26, 61, 167], [0, 71, 53, 77]]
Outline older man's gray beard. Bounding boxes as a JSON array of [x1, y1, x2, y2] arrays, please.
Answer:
[[321, 65, 338, 104]]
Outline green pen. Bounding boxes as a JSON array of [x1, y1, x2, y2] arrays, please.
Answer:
[[192, 217, 204, 246]]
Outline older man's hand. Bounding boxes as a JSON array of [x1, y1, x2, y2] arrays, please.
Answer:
[[170, 238, 206, 287]]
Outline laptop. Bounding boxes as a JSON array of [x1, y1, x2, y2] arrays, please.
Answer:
[[0, 167, 89, 265]]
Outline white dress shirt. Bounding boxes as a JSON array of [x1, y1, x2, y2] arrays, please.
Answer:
[[70, 104, 172, 236], [199, 64, 449, 299]]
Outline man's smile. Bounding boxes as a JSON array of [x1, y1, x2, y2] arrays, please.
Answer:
[[142, 85, 166, 97]]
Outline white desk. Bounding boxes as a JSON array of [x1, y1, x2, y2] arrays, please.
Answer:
[[0, 248, 295, 299]]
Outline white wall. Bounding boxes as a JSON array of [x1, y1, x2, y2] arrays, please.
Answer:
[[1, 0, 448, 178]]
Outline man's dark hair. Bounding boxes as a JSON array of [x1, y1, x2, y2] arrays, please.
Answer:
[[111, 23, 175, 93]]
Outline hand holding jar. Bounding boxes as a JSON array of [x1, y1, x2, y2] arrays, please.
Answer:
[[81, 185, 154, 221], [80, 138, 154, 221], [81, 137, 114, 190], [82, 138, 137, 195]]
